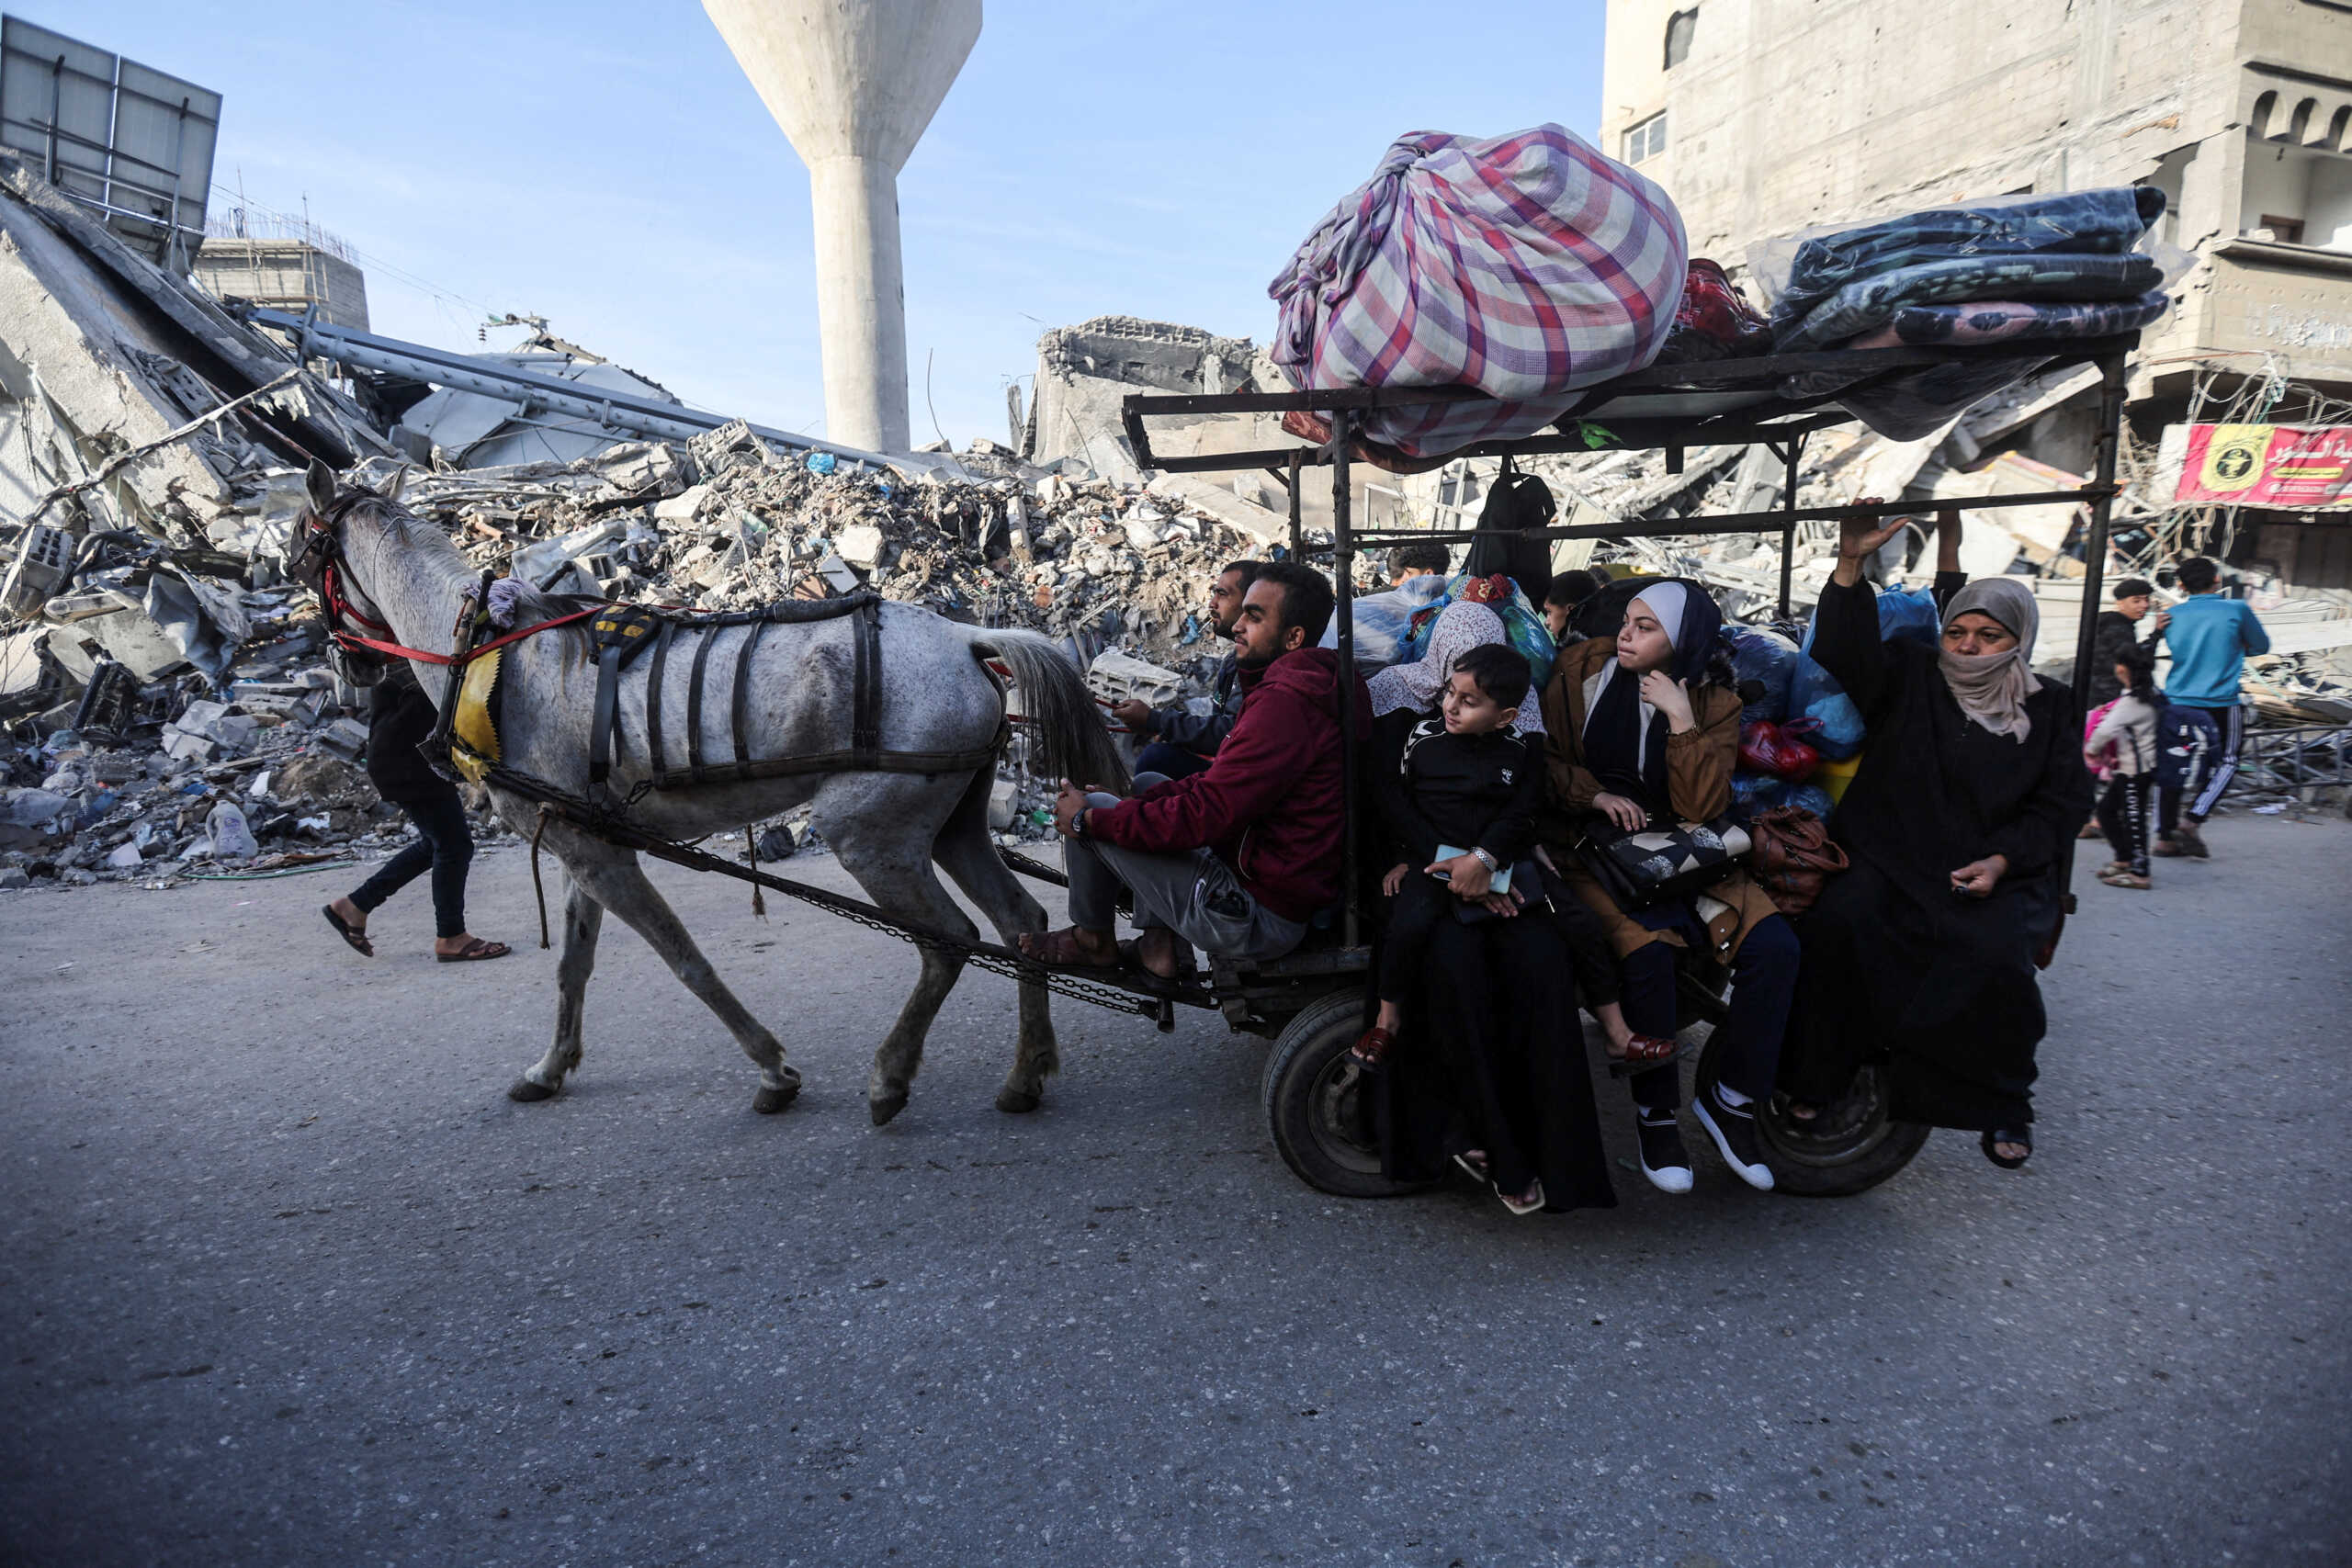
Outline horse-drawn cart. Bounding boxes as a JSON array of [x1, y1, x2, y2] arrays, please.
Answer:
[[294, 334, 2133, 1199], [1103, 333, 2138, 1200]]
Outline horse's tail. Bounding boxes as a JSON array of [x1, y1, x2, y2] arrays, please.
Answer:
[[960, 627, 1130, 791]]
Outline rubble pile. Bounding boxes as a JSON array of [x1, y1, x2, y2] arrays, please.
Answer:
[[2, 413, 1272, 891]]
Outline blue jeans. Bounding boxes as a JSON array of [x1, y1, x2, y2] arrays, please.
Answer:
[[1133, 741, 1211, 781], [349, 788, 474, 940]]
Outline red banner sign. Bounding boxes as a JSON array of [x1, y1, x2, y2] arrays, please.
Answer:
[[2174, 423, 2352, 508]]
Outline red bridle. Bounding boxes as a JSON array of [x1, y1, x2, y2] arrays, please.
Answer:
[[299, 505, 595, 670]]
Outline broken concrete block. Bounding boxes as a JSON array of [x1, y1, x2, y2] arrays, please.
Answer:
[[160, 729, 218, 763], [313, 718, 370, 762], [175, 699, 230, 735], [3, 788, 72, 828], [988, 778, 1020, 831], [836, 524, 888, 570], [105, 841, 143, 869], [0, 523, 74, 617], [0, 866, 28, 889], [652, 483, 712, 525], [87, 608, 189, 682], [273, 753, 357, 803]]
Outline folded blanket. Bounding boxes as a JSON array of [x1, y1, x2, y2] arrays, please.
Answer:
[[1776, 252, 2163, 351], [1768, 186, 2164, 330], [1779, 355, 2051, 441], [1845, 290, 2170, 349]]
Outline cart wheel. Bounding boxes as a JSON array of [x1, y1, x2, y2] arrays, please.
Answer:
[[1260, 988, 1427, 1199], [1694, 1031, 1930, 1198]]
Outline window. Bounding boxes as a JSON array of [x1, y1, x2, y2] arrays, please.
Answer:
[[1665, 8, 1698, 69], [1623, 111, 1668, 165]]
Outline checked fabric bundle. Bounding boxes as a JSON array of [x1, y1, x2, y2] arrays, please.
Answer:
[[1268, 125, 1689, 459]]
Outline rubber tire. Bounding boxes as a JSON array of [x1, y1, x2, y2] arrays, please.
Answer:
[[1261, 987, 1428, 1200], [1694, 1030, 1930, 1198]]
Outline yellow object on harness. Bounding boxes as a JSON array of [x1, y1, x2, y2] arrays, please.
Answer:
[[449, 647, 503, 783]]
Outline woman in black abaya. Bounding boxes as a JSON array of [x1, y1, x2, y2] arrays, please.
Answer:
[[1781, 513, 2095, 1168]]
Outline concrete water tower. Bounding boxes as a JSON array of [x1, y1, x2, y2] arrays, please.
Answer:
[[704, 0, 981, 454]]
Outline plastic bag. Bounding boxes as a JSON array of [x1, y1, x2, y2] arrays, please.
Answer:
[[1739, 719, 1821, 782], [1269, 125, 1688, 457], [1653, 258, 1772, 366], [1719, 623, 1802, 723], [1787, 653, 1864, 760], [1320, 576, 1448, 668], [1400, 573, 1557, 677], [1875, 586, 1942, 649]]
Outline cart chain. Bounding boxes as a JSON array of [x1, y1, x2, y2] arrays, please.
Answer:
[[484, 763, 1174, 1019]]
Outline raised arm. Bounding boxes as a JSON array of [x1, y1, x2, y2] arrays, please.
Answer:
[[1930, 507, 1968, 615], [1812, 502, 1907, 718]]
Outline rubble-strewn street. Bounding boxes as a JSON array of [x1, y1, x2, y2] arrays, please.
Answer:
[[3, 815, 2346, 1567]]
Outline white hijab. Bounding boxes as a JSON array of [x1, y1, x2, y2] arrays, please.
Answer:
[[1366, 600, 1545, 733], [1577, 583, 1688, 773]]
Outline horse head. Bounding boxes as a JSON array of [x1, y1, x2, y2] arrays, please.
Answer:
[[289, 458, 417, 686]]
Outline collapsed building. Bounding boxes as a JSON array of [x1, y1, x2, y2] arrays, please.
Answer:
[[0, 144, 1286, 890]]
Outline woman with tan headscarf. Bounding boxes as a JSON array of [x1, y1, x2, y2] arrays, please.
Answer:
[[1780, 512, 2094, 1170]]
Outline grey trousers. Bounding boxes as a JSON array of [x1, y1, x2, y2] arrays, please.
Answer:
[[1065, 789, 1306, 963]]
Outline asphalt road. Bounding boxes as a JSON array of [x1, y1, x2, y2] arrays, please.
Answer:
[[3, 810, 2347, 1567]]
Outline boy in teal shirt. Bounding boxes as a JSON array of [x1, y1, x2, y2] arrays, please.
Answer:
[[2156, 557, 2268, 858]]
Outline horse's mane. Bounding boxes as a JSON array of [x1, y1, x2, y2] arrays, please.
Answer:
[[341, 491, 590, 660]]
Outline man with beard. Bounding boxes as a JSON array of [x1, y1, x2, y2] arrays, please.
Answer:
[[1022, 563, 1371, 978], [1110, 559, 1260, 781]]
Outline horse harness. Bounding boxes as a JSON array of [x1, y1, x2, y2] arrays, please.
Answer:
[[294, 496, 1004, 801], [583, 592, 999, 796]]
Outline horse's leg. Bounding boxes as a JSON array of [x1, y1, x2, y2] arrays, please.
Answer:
[[824, 792, 980, 1127], [508, 877, 604, 1102], [932, 769, 1057, 1113], [536, 830, 800, 1114]]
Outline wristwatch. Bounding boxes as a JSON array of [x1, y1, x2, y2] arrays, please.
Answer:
[[1469, 846, 1499, 874], [1070, 807, 1090, 838]]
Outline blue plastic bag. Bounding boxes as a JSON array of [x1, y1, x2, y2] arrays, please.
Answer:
[[1719, 624, 1801, 724], [1787, 652, 1865, 760], [1876, 586, 1941, 648], [1395, 574, 1557, 677]]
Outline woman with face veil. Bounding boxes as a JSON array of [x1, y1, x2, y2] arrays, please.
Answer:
[[1781, 513, 2094, 1169]]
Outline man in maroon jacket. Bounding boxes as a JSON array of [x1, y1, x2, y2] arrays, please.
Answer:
[[1019, 562, 1371, 978]]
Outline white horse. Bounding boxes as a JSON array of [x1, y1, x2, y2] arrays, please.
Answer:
[[297, 461, 1125, 1123]]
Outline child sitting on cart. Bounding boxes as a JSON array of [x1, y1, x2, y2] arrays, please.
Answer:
[[1354, 643, 1636, 1211]]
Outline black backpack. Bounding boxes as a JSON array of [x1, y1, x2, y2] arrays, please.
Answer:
[[1463, 456, 1556, 604]]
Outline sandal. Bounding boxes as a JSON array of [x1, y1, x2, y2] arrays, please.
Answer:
[[1351, 1026, 1396, 1068], [322, 904, 373, 958], [2097, 867, 2151, 889], [1498, 1179, 1545, 1217], [1981, 1126, 2032, 1169], [1020, 926, 1120, 969], [1607, 1032, 1690, 1079], [435, 937, 512, 964], [1452, 1149, 1492, 1186], [1117, 931, 1198, 980]]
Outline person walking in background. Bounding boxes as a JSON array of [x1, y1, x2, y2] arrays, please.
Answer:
[[1112, 559, 1260, 782], [2154, 557, 2267, 859], [321, 664, 508, 963], [2087, 644, 2161, 890], [2086, 576, 2159, 709]]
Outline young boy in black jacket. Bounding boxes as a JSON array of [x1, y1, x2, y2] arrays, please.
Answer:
[[1354, 644, 1634, 1068]]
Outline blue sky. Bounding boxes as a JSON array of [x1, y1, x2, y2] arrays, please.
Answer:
[[61, 1, 1606, 446]]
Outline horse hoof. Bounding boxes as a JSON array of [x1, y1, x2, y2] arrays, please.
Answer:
[[507, 1077, 557, 1103], [995, 1086, 1041, 1115], [868, 1091, 909, 1127], [752, 1081, 799, 1115]]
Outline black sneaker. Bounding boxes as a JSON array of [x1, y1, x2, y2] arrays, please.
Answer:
[[1692, 1082, 1776, 1191], [1635, 1110, 1693, 1195]]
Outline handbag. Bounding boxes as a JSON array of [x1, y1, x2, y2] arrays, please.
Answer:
[[1746, 805, 1849, 917], [1574, 813, 1752, 910]]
